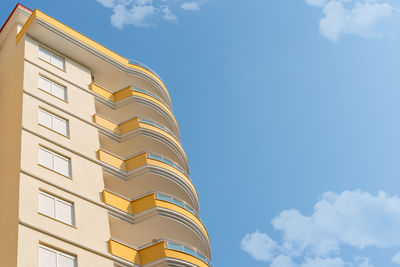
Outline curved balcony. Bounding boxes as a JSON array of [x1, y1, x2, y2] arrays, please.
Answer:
[[91, 83, 180, 138], [103, 169, 199, 213], [98, 150, 199, 210], [103, 190, 211, 259], [94, 114, 188, 172], [17, 9, 173, 108], [109, 239, 212, 267]]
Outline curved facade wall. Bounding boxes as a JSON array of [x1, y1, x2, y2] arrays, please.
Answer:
[[0, 4, 212, 267]]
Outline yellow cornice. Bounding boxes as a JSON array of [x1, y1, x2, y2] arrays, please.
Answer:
[[16, 9, 171, 100]]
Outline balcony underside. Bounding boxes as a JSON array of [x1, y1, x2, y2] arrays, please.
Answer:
[[100, 134, 187, 173], [95, 98, 179, 139], [103, 170, 199, 215], [108, 211, 211, 259], [96, 116, 188, 172]]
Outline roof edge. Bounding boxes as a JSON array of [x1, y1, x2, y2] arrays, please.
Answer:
[[0, 3, 32, 34], [16, 8, 171, 102]]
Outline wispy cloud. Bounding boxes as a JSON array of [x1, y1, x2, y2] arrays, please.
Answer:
[[97, 0, 201, 28], [181, 2, 200, 11], [305, 0, 400, 41], [241, 231, 277, 262], [393, 252, 400, 264], [111, 4, 156, 28], [161, 6, 178, 21], [241, 190, 400, 266]]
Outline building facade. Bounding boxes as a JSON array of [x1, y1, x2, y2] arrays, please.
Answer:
[[0, 4, 211, 267]]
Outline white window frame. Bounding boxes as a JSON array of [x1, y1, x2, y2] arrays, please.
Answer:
[[38, 146, 71, 178], [38, 75, 67, 101], [39, 244, 76, 267], [39, 108, 69, 137], [39, 46, 65, 70], [17, 24, 23, 34], [39, 191, 75, 226]]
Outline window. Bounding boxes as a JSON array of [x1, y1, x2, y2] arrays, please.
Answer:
[[39, 245, 76, 267], [39, 46, 65, 70], [39, 109, 69, 136], [39, 191, 74, 225], [17, 24, 23, 34], [39, 147, 71, 177], [39, 76, 67, 101]]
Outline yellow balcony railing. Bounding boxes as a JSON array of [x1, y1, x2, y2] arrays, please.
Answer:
[[91, 83, 179, 133], [109, 239, 212, 266], [90, 84, 174, 119], [98, 150, 194, 192], [93, 115, 185, 159], [102, 191, 209, 242]]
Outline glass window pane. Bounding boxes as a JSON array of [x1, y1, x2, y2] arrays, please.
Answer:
[[149, 154, 162, 161], [183, 246, 196, 256], [197, 253, 207, 262], [39, 148, 54, 170], [158, 194, 172, 202], [172, 199, 184, 207], [164, 158, 173, 166], [167, 242, 182, 251], [141, 118, 152, 124]]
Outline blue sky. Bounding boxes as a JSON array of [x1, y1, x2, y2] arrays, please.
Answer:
[[4, 0, 400, 266]]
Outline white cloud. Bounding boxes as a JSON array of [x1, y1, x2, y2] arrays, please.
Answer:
[[271, 255, 296, 267], [392, 252, 400, 264], [306, 0, 328, 7], [240, 230, 277, 262], [97, 0, 198, 28], [241, 190, 400, 266], [355, 257, 374, 267], [305, 0, 400, 41], [136, 0, 152, 5], [181, 2, 200, 11], [162, 6, 178, 21], [97, 0, 116, 8], [301, 257, 347, 267], [273, 190, 400, 255], [111, 4, 156, 28]]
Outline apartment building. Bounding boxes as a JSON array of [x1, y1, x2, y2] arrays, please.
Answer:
[[0, 4, 211, 267]]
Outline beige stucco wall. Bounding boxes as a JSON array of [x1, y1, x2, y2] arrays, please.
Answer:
[[22, 93, 100, 160], [20, 112, 104, 202], [24, 36, 94, 122], [0, 24, 25, 266], [19, 173, 111, 253], [17, 31, 115, 266], [18, 224, 114, 267]]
